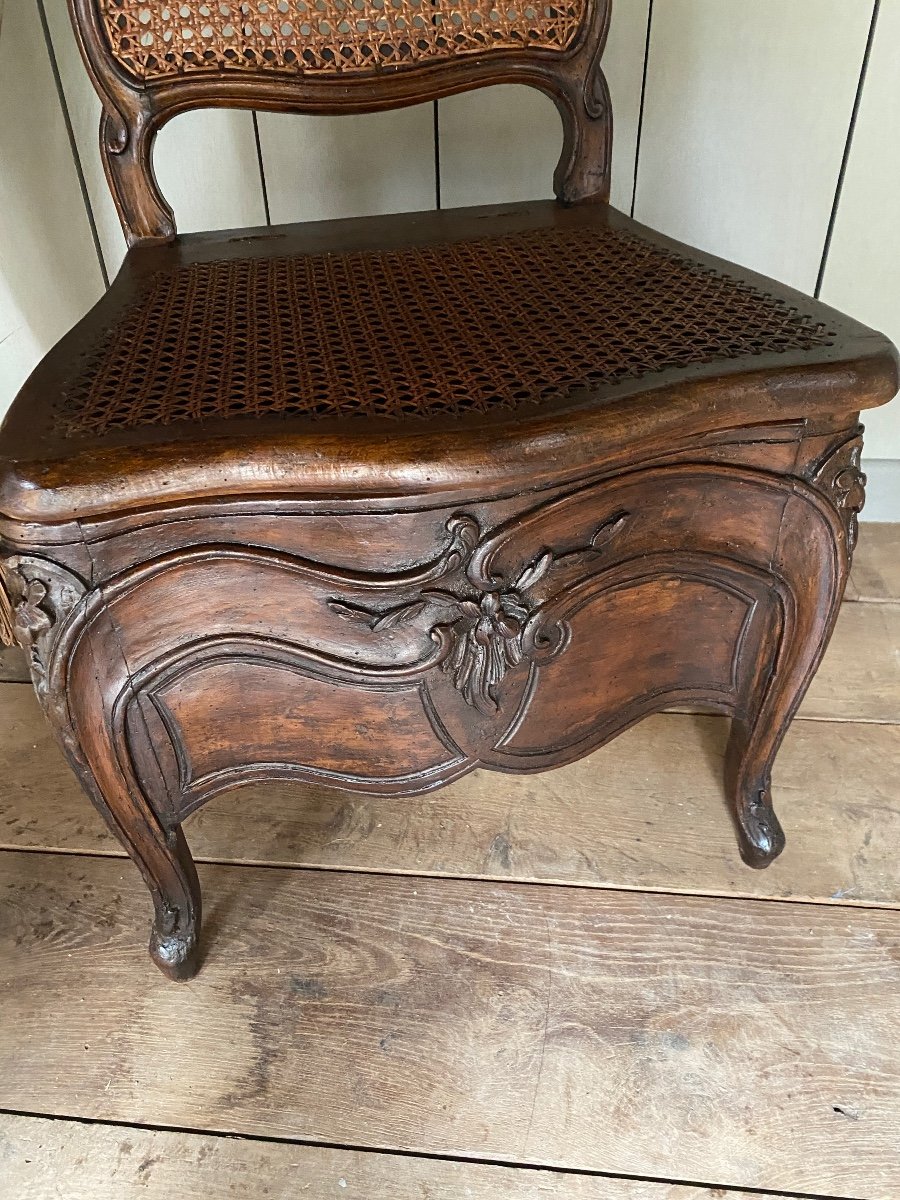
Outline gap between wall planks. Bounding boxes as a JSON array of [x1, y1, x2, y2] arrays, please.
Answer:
[[813, 0, 881, 300], [819, 0, 900, 461], [0, 1113, 822, 1200], [0, 528, 898, 906], [632, 0, 877, 296]]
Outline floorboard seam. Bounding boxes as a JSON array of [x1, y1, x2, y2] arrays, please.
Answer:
[[0, 1106, 858, 1200], [2, 843, 899, 912]]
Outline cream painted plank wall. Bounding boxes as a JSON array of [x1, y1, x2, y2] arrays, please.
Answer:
[[438, 0, 650, 211], [42, 0, 266, 278], [632, 0, 899, 515], [819, 0, 900, 465], [0, 0, 104, 412], [258, 108, 436, 226], [41, 0, 121, 276], [633, 0, 873, 295], [153, 110, 267, 234]]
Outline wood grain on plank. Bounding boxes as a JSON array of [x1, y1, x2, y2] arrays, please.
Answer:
[[800, 602, 900, 723], [2, 852, 899, 1198], [1, 685, 898, 904], [0, 1114, 798, 1200], [847, 525, 900, 603]]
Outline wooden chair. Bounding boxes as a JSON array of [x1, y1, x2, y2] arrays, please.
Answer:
[[1, 0, 896, 980]]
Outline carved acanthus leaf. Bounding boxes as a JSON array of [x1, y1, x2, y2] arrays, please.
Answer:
[[328, 508, 629, 714]]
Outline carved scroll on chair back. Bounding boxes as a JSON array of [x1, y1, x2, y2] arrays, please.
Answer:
[[0, 0, 895, 980]]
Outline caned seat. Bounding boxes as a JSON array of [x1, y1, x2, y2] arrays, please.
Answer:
[[0, 0, 896, 982], [1, 202, 890, 522], [50, 214, 845, 433]]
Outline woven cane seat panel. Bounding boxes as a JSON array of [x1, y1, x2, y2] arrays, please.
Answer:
[[61, 226, 837, 436], [98, 0, 586, 79]]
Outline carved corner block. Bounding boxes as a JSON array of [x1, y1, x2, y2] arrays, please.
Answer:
[[811, 428, 867, 559]]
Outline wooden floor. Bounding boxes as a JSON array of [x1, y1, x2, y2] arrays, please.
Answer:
[[1, 526, 898, 1200]]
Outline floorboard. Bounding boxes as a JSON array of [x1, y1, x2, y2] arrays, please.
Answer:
[[800, 602, 900, 723], [2, 851, 899, 1199], [0, 1114, 800, 1200], [846, 525, 900, 603]]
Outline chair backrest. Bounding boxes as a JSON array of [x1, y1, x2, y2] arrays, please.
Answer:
[[68, 0, 613, 245]]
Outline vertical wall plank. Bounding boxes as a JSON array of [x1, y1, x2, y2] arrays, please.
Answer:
[[437, 84, 559, 209], [819, 0, 900, 463], [257, 109, 436, 226], [603, 0, 653, 211], [0, 0, 104, 417], [438, 1, 651, 212], [41, 0, 122, 276], [153, 111, 267, 234], [632, 0, 874, 294], [42, 0, 265, 278]]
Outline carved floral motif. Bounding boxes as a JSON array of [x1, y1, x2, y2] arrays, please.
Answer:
[[813, 430, 866, 556], [0, 556, 86, 702], [329, 509, 629, 713]]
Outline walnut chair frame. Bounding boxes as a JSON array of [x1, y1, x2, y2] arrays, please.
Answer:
[[0, 0, 896, 980]]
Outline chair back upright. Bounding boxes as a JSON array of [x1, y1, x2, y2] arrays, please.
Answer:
[[68, 0, 614, 243]]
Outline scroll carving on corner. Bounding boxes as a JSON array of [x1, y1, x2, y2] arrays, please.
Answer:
[[0, 556, 86, 718], [328, 509, 629, 714], [813, 429, 866, 557], [583, 24, 612, 123]]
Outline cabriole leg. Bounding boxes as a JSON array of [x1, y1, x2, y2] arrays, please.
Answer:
[[68, 702, 202, 980], [43, 596, 202, 980], [724, 484, 850, 869], [63, 706, 202, 981]]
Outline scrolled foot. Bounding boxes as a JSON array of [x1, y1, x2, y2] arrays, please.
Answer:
[[735, 786, 786, 869], [149, 904, 201, 981]]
